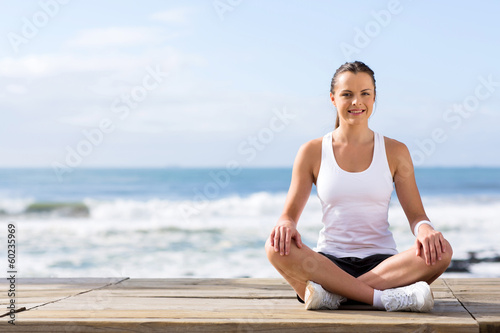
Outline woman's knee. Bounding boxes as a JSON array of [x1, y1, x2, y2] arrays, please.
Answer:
[[265, 237, 278, 261], [429, 240, 453, 274], [441, 239, 453, 265], [265, 237, 302, 266]]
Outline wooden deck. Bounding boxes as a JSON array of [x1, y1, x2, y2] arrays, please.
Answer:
[[1, 278, 499, 332]]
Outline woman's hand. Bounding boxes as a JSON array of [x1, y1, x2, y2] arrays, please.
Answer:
[[269, 221, 303, 256], [415, 224, 447, 266]]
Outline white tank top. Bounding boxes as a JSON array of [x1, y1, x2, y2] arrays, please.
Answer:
[[315, 131, 398, 258]]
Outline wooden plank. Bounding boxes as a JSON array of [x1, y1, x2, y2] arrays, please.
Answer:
[[445, 278, 500, 333], [2, 278, 499, 332], [0, 278, 479, 332], [101, 277, 296, 299], [0, 320, 479, 333], [0, 277, 127, 315], [10, 300, 479, 333]]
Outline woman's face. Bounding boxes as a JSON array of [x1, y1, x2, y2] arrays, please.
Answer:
[[330, 71, 375, 127]]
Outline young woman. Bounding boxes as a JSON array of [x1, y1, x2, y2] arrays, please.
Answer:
[[265, 61, 452, 312]]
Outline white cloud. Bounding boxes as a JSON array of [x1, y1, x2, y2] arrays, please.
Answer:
[[150, 8, 192, 24], [0, 47, 204, 78], [0, 54, 134, 77], [67, 27, 170, 48], [0, 56, 51, 77], [56, 106, 111, 127], [5, 84, 26, 94]]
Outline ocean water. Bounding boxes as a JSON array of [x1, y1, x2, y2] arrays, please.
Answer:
[[0, 167, 499, 278]]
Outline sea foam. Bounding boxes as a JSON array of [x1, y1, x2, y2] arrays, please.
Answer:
[[3, 192, 499, 278]]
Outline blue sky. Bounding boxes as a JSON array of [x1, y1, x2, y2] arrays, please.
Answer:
[[1, 0, 499, 168]]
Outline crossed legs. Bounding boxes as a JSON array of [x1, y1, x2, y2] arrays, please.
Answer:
[[265, 238, 452, 305]]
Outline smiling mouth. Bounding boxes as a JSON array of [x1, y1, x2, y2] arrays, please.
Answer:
[[348, 109, 365, 114]]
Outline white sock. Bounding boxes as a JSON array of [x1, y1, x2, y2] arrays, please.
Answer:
[[373, 289, 385, 309]]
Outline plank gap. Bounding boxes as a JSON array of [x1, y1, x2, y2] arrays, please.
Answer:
[[1, 277, 130, 317], [443, 279, 477, 322]]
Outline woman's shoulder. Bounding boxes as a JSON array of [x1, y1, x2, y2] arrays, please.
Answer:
[[293, 137, 323, 171], [298, 137, 323, 157], [294, 137, 323, 181], [383, 135, 409, 155], [382, 135, 413, 173]]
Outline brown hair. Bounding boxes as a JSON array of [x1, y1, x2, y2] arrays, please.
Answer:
[[330, 61, 376, 128]]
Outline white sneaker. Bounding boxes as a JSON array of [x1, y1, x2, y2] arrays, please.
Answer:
[[304, 281, 346, 310], [381, 281, 434, 312]]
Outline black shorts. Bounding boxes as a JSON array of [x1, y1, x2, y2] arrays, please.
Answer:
[[296, 252, 393, 303]]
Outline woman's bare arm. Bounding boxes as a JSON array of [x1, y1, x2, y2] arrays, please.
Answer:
[[270, 139, 320, 256], [387, 138, 448, 266]]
